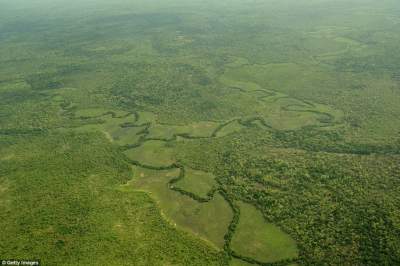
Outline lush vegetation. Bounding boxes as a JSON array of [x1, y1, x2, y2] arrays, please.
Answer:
[[1, 0, 400, 265], [231, 202, 298, 263]]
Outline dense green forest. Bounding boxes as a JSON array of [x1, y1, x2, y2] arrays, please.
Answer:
[[1, 0, 400, 265]]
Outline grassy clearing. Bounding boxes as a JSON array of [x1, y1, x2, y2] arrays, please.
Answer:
[[65, 111, 140, 144], [218, 75, 264, 92], [136, 111, 157, 124], [223, 62, 400, 144], [261, 97, 340, 130], [224, 57, 250, 68], [186, 121, 221, 137], [263, 110, 322, 131], [102, 115, 137, 130], [69, 115, 142, 145], [251, 120, 271, 130], [147, 124, 188, 140], [75, 108, 124, 118], [132, 165, 233, 249], [111, 126, 146, 146], [219, 73, 343, 131], [229, 258, 253, 266], [148, 121, 219, 140], [216, 121, 246, 137], [175, 168, 216, 198], [231, 202, 298, 263], [0, 178, 10, 210], [123, 140, 175, 167]]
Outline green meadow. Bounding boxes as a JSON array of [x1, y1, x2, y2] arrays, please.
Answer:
[[131, 165, 232, 249], [124, 140, 176, 167], [231, 202, 298, 263], [175, 168, 216, 198], [229, 258, 254, 266]]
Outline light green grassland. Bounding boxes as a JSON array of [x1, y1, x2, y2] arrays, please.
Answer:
[[147, 121, 219, 140], [132, 165, 233, 249], [61, 111, 140, 144], [219, 74, 344, 131], [222, 62, 400, 143], [136, 111, 158, 125], [147, 124, 191, 140], [231, 202, 298, 263], [175, 168, 216, 198], [216, 121, 247, 137], [124, 140, 175, 167], [229, 258, 254, 266], [111, 126, 145, 146], [75, 108, 128, 118]]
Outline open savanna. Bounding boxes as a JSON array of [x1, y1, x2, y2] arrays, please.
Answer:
[[131, 165, 232, 249], [231, 202, 298, 263]]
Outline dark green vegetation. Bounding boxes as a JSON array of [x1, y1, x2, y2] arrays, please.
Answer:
[[0, 133, 224, 265], [1, 0, 400, 265]]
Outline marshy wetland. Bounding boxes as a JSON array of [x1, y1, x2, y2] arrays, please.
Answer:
[[1, 0, 400, 265]]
